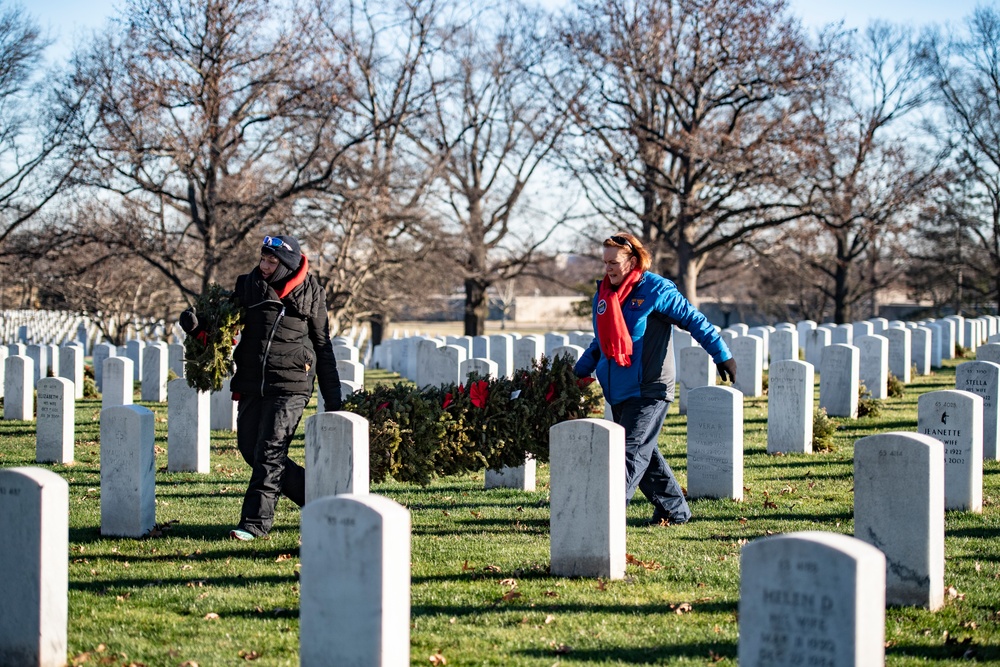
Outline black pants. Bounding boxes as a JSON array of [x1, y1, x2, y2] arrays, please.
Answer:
[[611, 396, 692, 523], [236, 393, 308, 536]]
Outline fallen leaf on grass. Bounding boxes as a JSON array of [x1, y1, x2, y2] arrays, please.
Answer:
[[180, 662, 199, 667], [501, 590, 522, 602], [429, 652, 447, 665], [763, 500, 778, 509], [499, 578, 518, 588], [275, 554, 293, 562], [461, 560, 473, 571], [470, 510, 482, 518], [238, 649, 261, 660], [595, 579, 607, 591], [204, 612, 220, 620], [551, 643, 573, 655], [483, 564, 501, 573], [946, 586, 966, 600], [708, 650, 724, 662], [544, 590, 558, 598], [625, 553, 662, 571], [672, 602, 693, 614], [738, 517, 748, 525], [545, 614, 556, 624]]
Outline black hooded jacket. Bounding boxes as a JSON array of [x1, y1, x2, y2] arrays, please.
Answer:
[[230, 258, 342, 409]]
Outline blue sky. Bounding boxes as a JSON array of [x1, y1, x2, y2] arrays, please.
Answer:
[[29, 0, 987, 62]]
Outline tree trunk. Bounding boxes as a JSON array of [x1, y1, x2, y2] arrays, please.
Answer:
[[833, 237, 851, 324], [368, 312, 388, 347], [674, 233, 700, 308], [464, 278, 489, 337]]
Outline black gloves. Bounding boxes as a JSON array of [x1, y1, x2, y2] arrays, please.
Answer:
[[179, 309, 199, 333], [717, 357, 737, 384]]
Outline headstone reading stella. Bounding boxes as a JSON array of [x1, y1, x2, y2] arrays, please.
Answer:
[[918, 389, 983, 512], [686, 386, 743, 500], [854, 432, 944, 609], [300, 494, 410, 667], [549, 419, 625, 579], [0, 467, 68, 667], [739, 531, 886, 667], [955, 361, 1000, 460]]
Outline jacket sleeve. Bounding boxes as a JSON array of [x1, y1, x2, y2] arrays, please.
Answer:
[[574, 337, 600, 377], [307, 280, 343, 410], [656, 284, 732, 364]]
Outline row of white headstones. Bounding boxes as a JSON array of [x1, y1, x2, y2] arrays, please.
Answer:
[[0, 408, 968, 667], [3, 313, 1000, 665]]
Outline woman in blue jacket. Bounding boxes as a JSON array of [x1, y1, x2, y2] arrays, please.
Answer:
[[574, 233, 736, 525]]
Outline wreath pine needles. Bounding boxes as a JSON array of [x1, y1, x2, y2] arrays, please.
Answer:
[[184, 283, 244, 392]]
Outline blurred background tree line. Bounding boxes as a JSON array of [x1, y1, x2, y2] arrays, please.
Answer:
[[2, 0, 999, 341]]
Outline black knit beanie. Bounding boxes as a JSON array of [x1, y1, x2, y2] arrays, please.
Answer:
[[261, 235, 302, 271]]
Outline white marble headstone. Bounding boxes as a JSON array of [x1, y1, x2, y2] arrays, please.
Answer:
[[729, 335, 763, 397], [955, 361, 1000, 460], [3, 355, 33, 420], [300, 494, 410, 667], [739, 531, 885, 666], [59, 345, 84, 399], [0, 467, 68, 667], [100, 405, 156, 537], [677, 346, 716, 415], [36, 377, 74, 464], [102, 357, 134, 409], [854, 432, 944, 609], [855, 335, 888, 400], [140, 342, 168, 402], [167, 378, 210, 473], [885, 327, 911, 384], [549, 419, 625, 579], [918, 389, 983, 512], [686, 386, 743, 500], [819, 344, 859, 418], [767, 360, 814, 454], [304, 411, 370, 503]]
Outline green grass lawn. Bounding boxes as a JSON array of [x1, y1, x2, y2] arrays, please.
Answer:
[[2, 363, 1000, 665]]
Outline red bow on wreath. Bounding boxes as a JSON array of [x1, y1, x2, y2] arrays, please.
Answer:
[[470, 380, 489, 409]]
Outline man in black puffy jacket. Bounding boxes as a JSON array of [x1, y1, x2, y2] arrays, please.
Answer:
[[182, 234, 342, 540]]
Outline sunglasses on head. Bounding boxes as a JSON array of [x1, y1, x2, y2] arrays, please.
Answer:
[[608, 235, 634, 252], [262, 236, 293, 251]]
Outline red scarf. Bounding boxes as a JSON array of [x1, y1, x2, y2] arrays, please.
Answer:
[[596, 269, 642, 367]]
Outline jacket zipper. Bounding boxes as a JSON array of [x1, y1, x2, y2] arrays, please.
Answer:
[[260, 304, 286, 394]]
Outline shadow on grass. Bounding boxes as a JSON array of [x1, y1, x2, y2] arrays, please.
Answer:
[[515, 642, 736, 664], [413, 516, 550, 536], [412, 599, 738, 618], [69, 572, 295, 594], [888, 642, 1000, 661]]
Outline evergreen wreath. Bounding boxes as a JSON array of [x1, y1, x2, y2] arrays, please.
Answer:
[[183, 283, 244, 392]]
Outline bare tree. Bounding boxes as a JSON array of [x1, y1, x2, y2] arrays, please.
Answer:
[[415, 2, 574, 336], [60, 0, 359, 300], [0, 2, 77, 247], [920, 6, 1000, 313], [302, 0, 446, 340], [556, 0, 828, 306], [764, 22, 939, 323]]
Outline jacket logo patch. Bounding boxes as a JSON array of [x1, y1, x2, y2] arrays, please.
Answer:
[[629, 298, 644, 308], [596, 299, 607, 315]]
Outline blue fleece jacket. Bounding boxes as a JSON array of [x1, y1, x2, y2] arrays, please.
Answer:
[[573, 271, 732, 405]]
